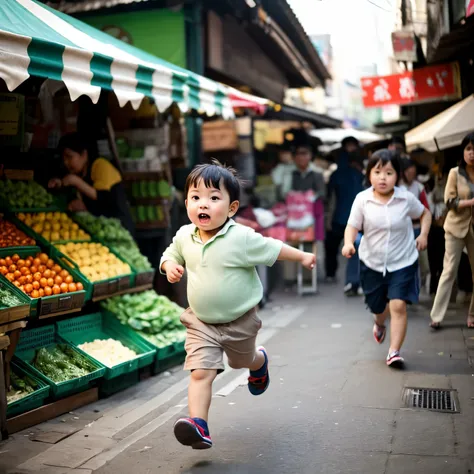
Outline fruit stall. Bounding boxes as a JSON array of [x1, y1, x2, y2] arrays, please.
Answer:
[[0, 203, 187, 436]]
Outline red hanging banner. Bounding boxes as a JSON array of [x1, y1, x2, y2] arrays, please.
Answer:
[[361, 63, 461, 108]]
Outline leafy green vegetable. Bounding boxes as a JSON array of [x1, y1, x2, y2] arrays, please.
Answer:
[[0, 286, 24, 309], [32, 345, 96, 382], [0, 180, 53, 209], [74, 213, 152, 270], [7, 370, 38, 404], [101, 291, 186, 348]]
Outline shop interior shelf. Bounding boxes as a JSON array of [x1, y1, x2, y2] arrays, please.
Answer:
[[7, 360, 50, 418], [14, 325, 105, 399], [0, 277, 31, 324], [56, 312, 156, 380]]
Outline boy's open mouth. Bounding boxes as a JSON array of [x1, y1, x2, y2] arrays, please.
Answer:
[[198, 213, 211, 223]]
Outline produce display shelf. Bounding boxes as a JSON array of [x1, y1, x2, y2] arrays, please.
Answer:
[[7, 361, 50, 419], [57, 312, 156, 380], [50, 245, 133, 301], [10, 215, 91, 251], [99, 370, 140, 397], [0, 278, 31, 324], [14, 325, 105, 399], [0, 247, 87, 318], [138, 339, 185, 375]]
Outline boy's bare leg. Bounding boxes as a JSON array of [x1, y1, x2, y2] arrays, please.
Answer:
[[248, 350, 265, 371], [188, 369, 217, 421], [374, 304, 390, 327], [388, 299, 407, 352]]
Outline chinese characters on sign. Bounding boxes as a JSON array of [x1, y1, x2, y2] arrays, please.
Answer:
[[360, 63, 461, 108], [392, 31, 417, 62]]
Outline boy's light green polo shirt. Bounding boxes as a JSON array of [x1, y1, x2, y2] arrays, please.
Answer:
[[160, 219, 283, 324]]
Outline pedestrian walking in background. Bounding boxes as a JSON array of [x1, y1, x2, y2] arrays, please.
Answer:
[[325, 136, 365, 291], [342, 150, 432, 366], [161, 160, 316, 449], [399, 159, 431, 291], [430, 133, 474, 329]]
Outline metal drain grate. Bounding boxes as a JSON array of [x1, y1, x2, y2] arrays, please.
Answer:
[[402, 388, 460, 413]]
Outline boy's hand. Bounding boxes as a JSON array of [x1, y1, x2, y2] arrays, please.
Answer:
[[300, 252, 316, 270], [162, 261, 184, 283], [416, 234, 428, 252], [342, 243, 356, 259]]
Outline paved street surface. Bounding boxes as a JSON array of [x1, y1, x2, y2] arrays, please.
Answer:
[[3, 281, 474, 474]]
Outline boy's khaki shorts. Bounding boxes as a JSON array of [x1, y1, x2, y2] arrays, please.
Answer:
[[180, 307, 262, 372]]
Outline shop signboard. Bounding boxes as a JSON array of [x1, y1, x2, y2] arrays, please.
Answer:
[[467, 0, 474, 17], [391, 31, 417, 62], [360, 63, 461, 108], [202, 120, 238, 152]]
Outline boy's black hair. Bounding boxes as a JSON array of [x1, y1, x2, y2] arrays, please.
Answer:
[[185, 159, 241, 203], [366, 149, 401, 186], [459, 132, 474, 169]]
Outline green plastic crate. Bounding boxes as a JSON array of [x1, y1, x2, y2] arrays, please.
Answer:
[[99, 370, 140, 398], [0, 276, 31, 322], [0, 247, 87, 317], [14, 325, 105, 399], [7, 360, 50, 418], [143, 340, 185, 375], [57, 312, 156, 380]]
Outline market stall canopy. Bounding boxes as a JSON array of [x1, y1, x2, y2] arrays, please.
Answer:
[[0, 0, 234, 117], [310, 128, 386, 145], [405, 95, 474, 152], [227, 87, 270, 115]]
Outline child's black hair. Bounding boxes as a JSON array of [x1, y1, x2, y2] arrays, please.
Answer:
[[185, 159, 241, 203], [58, 132, 88, 156], [459, 132, 474, 169], [366, 149, 401, 186]]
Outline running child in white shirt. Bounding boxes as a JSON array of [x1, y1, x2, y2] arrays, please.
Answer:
[[342, 149, 432, 366]]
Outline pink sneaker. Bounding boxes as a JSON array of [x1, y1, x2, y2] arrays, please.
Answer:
[[386, 350, 404, 367], [373, 322, 386, 344], [174, 417, 212, 449]]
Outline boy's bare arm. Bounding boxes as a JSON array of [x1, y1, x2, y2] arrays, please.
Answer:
[[278, 244, 316, 270]]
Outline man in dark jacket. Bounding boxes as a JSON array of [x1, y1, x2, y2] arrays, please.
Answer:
[[325, 137, 364, 292]]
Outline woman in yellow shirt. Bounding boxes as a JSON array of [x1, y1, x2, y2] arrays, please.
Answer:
[[49, 133, 134, 234]]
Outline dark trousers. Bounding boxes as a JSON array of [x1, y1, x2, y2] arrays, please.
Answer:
[[427, 226, 445, 294], [325, 223, 345, 278]]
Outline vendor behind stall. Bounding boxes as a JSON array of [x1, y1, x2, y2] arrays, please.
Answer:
[[48, 133, 134, 234]]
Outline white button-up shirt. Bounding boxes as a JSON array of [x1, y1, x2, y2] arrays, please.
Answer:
[[347, 187, 425, 275]]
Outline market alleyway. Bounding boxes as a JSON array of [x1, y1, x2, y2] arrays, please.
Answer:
[[2, 279, 474, 474]]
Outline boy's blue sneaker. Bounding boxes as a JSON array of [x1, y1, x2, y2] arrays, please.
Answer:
[[174, 417, 212, 449], [248, 346, 270, 396]]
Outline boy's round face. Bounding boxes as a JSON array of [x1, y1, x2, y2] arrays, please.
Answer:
[[185, 179, 239, 233], [370, 161, 398, 195]]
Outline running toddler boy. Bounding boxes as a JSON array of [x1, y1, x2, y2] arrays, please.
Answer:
[[161, 160, 316, 449]]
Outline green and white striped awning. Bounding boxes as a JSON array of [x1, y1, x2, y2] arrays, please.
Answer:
[[0, 0, 234, 117]]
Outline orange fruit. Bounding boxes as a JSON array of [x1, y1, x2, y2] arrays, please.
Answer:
[[31, 290, 39, 299], [39, 253, 49, 264], [33, 272, 42, 281], [5, 257, 12, 266], [0, 259, 5, 266], [43, 269, 51, 279], [12, 254, 20, 263], [17, 259, 25, 268], [30, 266, 37, 274], [18, 276, 26, 285], [20, 267, 29, 275], [76, 282, 84, 291], [50, 270, 56, 278], [38, 288, 45, 297], [60, 269, 69, 279], [40, 278, 48, 288], [68, 283, 77, 293], [54, 275, 63, 285], [47, 259, 54, 269], [24, 259, 32, 268], [0, 266, 7, 275], [47, 278, 54, 287], [8, 265, 17, 273], [13, 281, 21, 288], [32, 281, 40, 290], [52, 285, 61, 295], [24, 284, 33, 294], [33, 258, 41, 267], [38, 265, 46, 273], [60, 283, 68, 293], [5, 273, 14, 282], [44, 286, 52, 296], [65, 275, 73, 284], [25, 274, 33, 284]]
